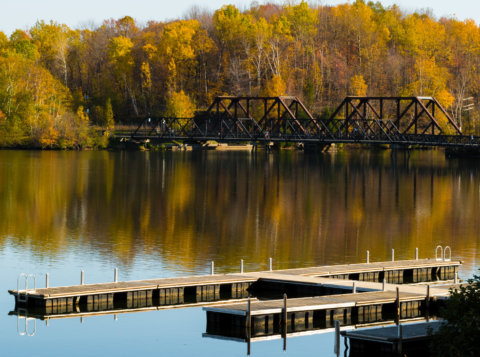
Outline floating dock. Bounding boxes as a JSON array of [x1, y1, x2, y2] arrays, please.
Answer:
[[9, 258, 460, 318], [9, 274, 255, 312], [274, 259, 459, 283], [203, 286, 451, 340], [342, 321, 442, 357]]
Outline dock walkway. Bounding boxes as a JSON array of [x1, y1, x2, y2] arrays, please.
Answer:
[[205, 290, 426, 316], [274, 259, 459, 283], [9, 259, 460, 315], [203, 289, 440, 340], [342, 321, 442, 356]]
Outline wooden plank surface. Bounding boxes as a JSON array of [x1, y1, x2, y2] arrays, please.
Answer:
[[9, 274, 257, 299], [272, 259, 461, 276], [248, 272, 454, 298], [9, 259, 461, 299], [204, 291, 426, 316]]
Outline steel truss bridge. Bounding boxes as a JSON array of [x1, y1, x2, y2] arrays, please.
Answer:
[[117, 96, 480, 148]]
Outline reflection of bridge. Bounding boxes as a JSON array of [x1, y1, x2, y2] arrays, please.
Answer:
[[118, 96, 480, 148]]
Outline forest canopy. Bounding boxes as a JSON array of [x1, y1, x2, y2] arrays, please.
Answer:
[[1, 0, 480, 148]]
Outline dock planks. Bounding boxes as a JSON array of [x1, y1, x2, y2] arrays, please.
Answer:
[[9, 259, 461, 313], [273, 259, 460, 277], [204, 290, 426, 316], [10, 274, 257, 299]]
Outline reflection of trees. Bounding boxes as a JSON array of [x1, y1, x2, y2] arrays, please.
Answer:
[[0, 150, 479, 271]]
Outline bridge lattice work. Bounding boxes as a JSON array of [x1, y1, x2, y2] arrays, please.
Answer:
[[119, 96, 480, 147]]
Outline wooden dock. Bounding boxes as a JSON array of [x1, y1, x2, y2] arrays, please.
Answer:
[[342, 321, 442, 356], [10, 274, 256, 311], [9, 258, 461, 319], [274, 259, 460, 283], [203, 286, 449, 340]]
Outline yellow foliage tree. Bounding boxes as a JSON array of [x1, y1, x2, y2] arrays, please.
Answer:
[[349, 75, 368, 96], [402, 57, 453, 107], [160, 20, 201, 91], [261, 75, 286, 97], [0, 31, 7, 50], [165, 90, 194, 118], [108, 36, 134, 75], [0, 55, 93, 148], [108, 36, 138, 115]]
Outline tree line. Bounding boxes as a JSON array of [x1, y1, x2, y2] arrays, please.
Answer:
[[1, 0, 480, 148]]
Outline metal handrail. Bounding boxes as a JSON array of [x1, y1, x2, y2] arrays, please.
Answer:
[[435, 246, 443, 261], [444, 246, 452, 261], [17, 273, 36, 303]]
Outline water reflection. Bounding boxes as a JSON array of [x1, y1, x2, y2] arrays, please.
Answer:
[[0, 149, 479, 275]]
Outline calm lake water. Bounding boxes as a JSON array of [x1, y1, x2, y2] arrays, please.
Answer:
[[0, 149, 479, 356]]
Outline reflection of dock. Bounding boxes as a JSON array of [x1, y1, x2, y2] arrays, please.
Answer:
[[203, 317, 436, 343], [9, 298, 253, 321], [342, 321, 442, 356]]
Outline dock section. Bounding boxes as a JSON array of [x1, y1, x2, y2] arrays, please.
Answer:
[[9, 259, 461, 318], [342, 321, 442, 356], [273, 259, 460, 283], [204, 288, 444, 340], [10, 274, 255, 313]]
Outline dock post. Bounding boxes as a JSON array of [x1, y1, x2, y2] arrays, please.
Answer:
[[366, 250, 370, 264], [269, 257, 273, 271], [391, 249, 395, 262], [283, 293, 287, 351], [45, 273, 49, 288], [114, 268, 118, 283], [383, 278, 386, 291], [352, 281, 357, 294], [426, 285, 430, 314], [415, 247, 418, 260], [334, 320, 340, 356], [395, 287, 400, 321], [454, 272, 458, 284], [247, 297, 252, 355], [81, 270, 84, 285], [210, 261, 215, 276], [114, 314, 118, 321], [240, 259, 244, 274]]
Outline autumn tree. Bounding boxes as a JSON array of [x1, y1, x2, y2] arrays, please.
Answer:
[[108, 35, 138, 116], [349, 75, 368, 96], [30, 21, 73, 86], [165, 90, 194, 118]]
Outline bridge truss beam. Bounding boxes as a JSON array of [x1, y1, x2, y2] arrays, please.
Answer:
[[329, 96, 462, 136], [124, 96, 476, 147]]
